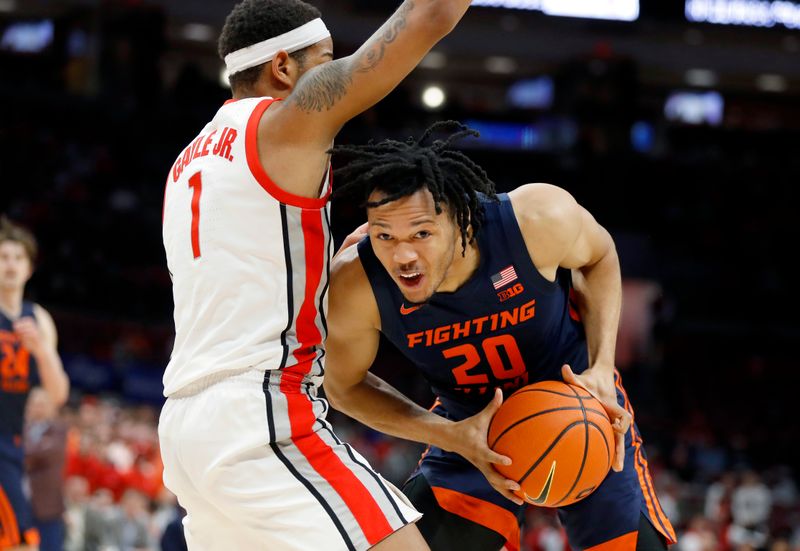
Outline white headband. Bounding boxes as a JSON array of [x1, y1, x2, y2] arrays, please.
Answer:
[[224, 18, 330, 75]]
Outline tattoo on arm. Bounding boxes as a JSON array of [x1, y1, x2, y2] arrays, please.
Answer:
[[358, 1, 414, 73], [289, 60, 353, 113], [287, 0, 415, 113]]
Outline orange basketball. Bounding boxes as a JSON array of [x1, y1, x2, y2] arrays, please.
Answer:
[[488, 380, 615, 507]]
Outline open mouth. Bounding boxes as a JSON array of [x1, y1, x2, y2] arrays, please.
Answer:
[[397, 272, 424, 288]]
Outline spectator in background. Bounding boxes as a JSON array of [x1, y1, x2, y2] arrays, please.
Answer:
[[82, 487, 124, 551], [732, 472, 772, 529], [706, 472, 737, 525], [108, 489, 150, 551], [24, 388, 68, 551], [62, 476, 89, 551], [677, 516, 718, 551], [523, 509, 567, 551], [727, 471, 773, 551]]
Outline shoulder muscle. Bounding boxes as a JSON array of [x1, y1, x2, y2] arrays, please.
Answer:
[[508, 183, 583, 269]]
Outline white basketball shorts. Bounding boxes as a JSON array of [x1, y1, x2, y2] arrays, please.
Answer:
[[158, 368, 421, 551]]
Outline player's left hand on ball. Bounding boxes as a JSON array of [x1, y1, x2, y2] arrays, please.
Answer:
[[562, 364, 631, 472], [451, 388, 524, 505]]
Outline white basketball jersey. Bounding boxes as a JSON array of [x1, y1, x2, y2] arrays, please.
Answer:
[[162, 97, 331, 397]]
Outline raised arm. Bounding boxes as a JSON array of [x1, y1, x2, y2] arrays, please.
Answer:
[[281, 0, 470, 141], [258, 2, 473, 201], [509, 183, 630, 471], [324, 245, 523, 504]]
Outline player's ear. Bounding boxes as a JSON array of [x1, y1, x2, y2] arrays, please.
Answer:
[[271, 50, 295, 90]]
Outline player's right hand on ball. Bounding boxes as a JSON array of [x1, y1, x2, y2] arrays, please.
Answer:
[[450, 388, 524, 505]]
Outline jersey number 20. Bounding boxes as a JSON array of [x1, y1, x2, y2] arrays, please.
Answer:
[[444, 335, 526, 386]]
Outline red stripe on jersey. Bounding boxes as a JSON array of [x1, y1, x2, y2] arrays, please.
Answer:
[[290, 209, 326, 372], [279, 207, 391, 543], [286, 397, 394, 544], [245, 98, 331, 210]]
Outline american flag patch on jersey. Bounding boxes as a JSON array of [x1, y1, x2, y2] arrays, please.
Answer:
[[491, 265, 518, 289]]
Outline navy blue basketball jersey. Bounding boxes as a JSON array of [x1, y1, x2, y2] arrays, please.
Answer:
[[0, 302, 40, 436], [358, 193, 589, 421]]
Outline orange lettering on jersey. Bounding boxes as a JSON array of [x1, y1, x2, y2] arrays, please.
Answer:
[[473, 316, 489, 334], [452, 322, 470, 340], [520, 299, 536, 322], [500, 309, 518, 328], [404, 299, 537, 349], [497, 282, 524, 302], [0, 330, 30, 394], [408, 332, 425, 348]]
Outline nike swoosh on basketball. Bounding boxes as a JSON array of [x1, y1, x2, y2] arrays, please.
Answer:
[[525, 461, 557, 505], [400, 303, 422, 315]]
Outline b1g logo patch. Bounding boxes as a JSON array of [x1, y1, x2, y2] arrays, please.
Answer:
[[497, 282, 524, 302]]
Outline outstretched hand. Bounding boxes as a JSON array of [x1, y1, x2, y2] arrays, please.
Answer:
[[335, 222, 369, 257], [562, 364, 631, 472], [449, 388, 524, 505]]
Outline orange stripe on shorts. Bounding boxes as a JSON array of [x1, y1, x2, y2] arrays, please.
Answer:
[[0, 485, 20, 547], [431, 486, 520, 551], [615, 372, 676, 544], [585, 530, 638, 551]]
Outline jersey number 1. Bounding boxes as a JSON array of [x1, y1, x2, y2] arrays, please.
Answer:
[[188, 172, 203, 259]]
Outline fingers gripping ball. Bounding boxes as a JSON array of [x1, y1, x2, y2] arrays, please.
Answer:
[[488, 381, 615, 507]]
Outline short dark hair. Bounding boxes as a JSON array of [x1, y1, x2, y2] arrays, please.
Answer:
[[0, 216, 38, 263], [332, 121, 498, 254], [218, 0, 321, 91]]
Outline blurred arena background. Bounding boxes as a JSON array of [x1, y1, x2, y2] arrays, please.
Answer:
[[1, 0, 798, 549]]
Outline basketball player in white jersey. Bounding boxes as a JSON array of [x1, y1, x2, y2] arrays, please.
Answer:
[[159, 1, 478, 549]]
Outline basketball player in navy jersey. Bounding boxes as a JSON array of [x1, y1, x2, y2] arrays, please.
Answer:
[[324, 123, 677, 551], [160, 1, 481, 549], [0, 218, 69, 551]]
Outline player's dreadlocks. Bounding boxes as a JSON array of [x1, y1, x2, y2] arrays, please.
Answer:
[[332, 121, 497, 254]]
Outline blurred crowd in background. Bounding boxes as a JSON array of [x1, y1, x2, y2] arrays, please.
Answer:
[[21, 393, 800, 551], [2, 0, 799, 549]]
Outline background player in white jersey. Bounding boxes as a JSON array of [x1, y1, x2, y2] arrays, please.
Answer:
[[159, 0, 478, 549]]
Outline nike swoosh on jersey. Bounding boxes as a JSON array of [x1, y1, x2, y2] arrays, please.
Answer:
[[524, 460, 557, 505], [400, 303, 422, 315]]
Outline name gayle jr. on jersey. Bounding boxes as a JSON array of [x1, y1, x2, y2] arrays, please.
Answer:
[[406, 299, 536, 349], [171, 127, 239, 182]]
